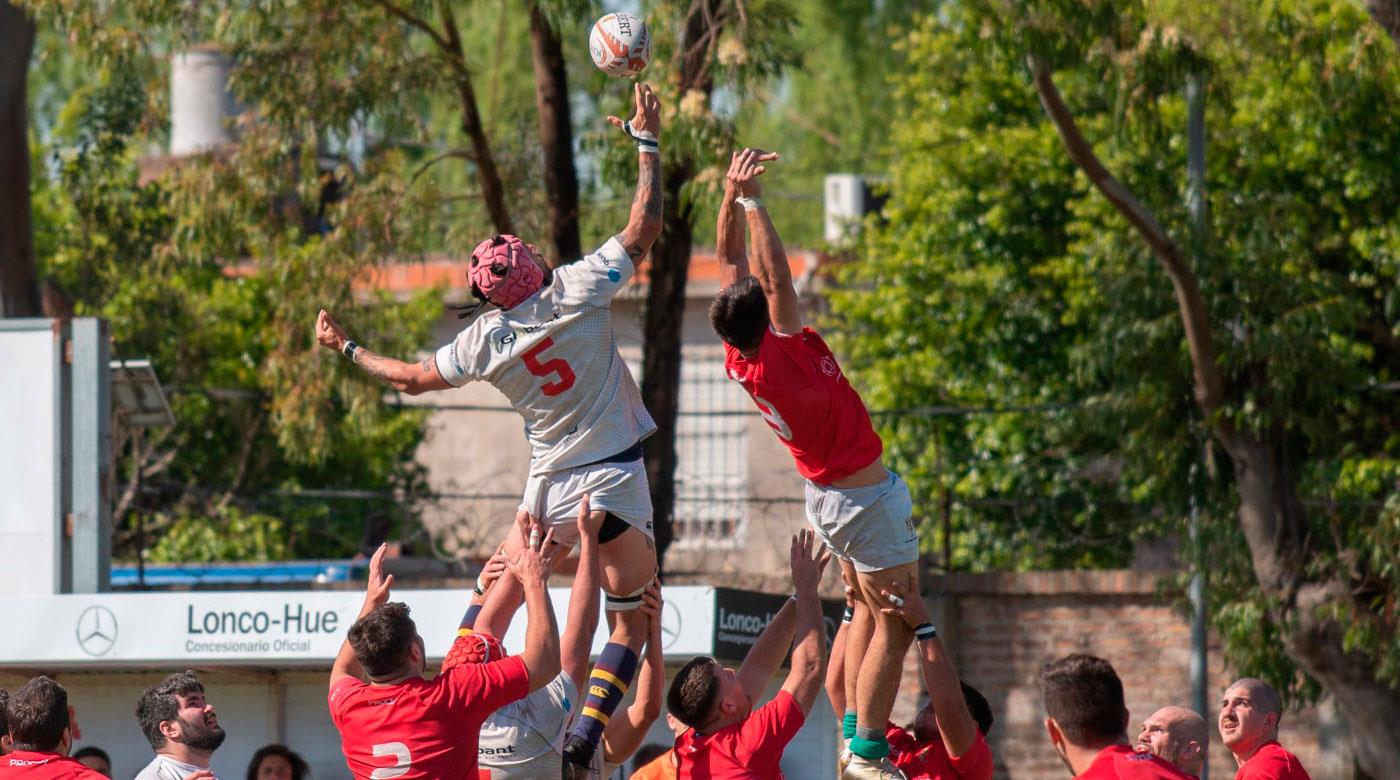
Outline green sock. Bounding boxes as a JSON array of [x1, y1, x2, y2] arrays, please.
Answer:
[[842, 711, 858, 741], [850, 730, 889, 760]]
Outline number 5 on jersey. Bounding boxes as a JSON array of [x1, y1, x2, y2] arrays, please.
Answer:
[[521, 337, 576, 396]]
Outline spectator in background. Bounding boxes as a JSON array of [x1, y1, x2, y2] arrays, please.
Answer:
[[1039, 655, 1190, 779], [626, 714, 690, 780], [70, 748, 111, 778], [1218, 679, 1310, 780], [0, 676, 106, 779], [245, 745, 308, 780], [1136, 707, 1206, 778], [134, 672, 226, 780]]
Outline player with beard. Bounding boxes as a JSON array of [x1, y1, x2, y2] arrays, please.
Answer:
[[1135, 707, 1206, 778], [315, 83, 665, 778], [134, 673, 226, 780]]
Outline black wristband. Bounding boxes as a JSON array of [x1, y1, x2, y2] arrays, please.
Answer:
[[342, 340, 359, 360], [842, 606, 854, 623], [915, 622, 937, 641]]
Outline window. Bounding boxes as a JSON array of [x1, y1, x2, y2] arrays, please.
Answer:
[[671, 349, 750, 548]]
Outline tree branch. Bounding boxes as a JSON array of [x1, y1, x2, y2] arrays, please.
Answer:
[[1364, 0, 1400, 51], [363, 0, 452, 53], [437, 0, 514, 234], [1027, 53, 1228, 417]]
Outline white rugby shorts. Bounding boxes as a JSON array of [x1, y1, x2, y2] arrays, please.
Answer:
[[805, 470, 918, 573], [520, 456, 654, 545]]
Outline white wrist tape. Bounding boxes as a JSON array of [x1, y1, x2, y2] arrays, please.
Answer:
[[623, 120, 659, 154], [736, 196, 764, 211]]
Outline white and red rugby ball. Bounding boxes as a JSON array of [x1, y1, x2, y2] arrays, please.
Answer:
[[589, 12, 651, 78]]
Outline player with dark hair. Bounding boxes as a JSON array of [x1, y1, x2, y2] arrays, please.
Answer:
[[316, 83, 666, 778], [134, 673, 226, 780], [328, 529, 559, 779], [1219, 679, 1310, 780], [823, 579, 994, 780], [70, 747, 110, 778], [0, 677, 105, 779], [1039, 654, 1189, 779], [666, 530, 830, 779], [711, 149, 919, 780], [1136, 707, 1207, 778], [244, 744, 307, 780]]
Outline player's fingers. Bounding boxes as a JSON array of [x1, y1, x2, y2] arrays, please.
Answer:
[[607, 115, 624, 128], [577, 493, 592, 522], [753, 165, 766, 177], [634, 82, 644, 112], [756, 151, 780, 161]]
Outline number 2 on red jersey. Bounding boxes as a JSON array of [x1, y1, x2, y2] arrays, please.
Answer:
[[521, 337, 576, 396]]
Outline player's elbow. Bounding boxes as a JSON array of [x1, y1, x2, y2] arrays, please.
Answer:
[[524, 649, 562, 691], [790, 649, 823, 684]]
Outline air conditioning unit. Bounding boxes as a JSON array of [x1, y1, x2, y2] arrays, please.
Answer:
[[824, 174, 888, 245]]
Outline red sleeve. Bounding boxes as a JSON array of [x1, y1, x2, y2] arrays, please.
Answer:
[[885, 723, 916, 754], [327, 676, 363, 728], [948, 731, 994, 780], [442, 654, 530, 718], [735, 691, 806, 767]]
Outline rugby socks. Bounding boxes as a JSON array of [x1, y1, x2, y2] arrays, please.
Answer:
[[459, 603, 482, 632], [843, 710, 858, 740], [565, 642, 640, 761], [850, 727, 890, 760]]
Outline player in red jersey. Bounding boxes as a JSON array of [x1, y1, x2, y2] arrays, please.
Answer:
[[1218, 680, 1311, 780], [710, 149, 917, 780], [1040, 655, 1192, 780], [1136, 707, 1207, 778], [0, 677, 107, 780], [823, 580, 994, 780], [328, 528, 560, 780], [666, 530, 830, 780]]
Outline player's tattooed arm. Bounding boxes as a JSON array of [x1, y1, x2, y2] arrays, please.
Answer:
[[610, 83, 663, 259], [316, 309, 450, 395]]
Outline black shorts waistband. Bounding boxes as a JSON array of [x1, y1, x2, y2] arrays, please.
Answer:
[[584, 441, 644, 467]]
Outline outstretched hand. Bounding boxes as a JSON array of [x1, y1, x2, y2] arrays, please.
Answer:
[[316, 309, 349, 351], [789, 528, 831, 595], [726, 148, 780, 197], [506, 511, 558, 587], [361, 543, 395, 614], [608, 82, 661, 138], [576, 494, 603, 540], [640, 579, 664, 643]]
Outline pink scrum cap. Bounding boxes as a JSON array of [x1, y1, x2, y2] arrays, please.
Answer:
[[468, 234, 546, 310]]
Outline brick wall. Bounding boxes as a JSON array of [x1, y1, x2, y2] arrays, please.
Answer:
[[889, 572, 1355, 780]]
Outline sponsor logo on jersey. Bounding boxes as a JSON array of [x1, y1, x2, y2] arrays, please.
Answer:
[[479, 746, 517, 756], [519, 310, 562, 334], [491, 327, 517, 354], [820, 356, 840, 377], [607, 269, 622, 283]]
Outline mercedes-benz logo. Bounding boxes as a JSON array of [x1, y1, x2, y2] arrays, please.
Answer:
[[76, 606, 117, 657], [661, 600, 682, 650]]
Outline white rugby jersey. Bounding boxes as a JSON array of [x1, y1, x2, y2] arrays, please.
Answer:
[[436, 237, 656, 475], [478, 672, 574, 778]]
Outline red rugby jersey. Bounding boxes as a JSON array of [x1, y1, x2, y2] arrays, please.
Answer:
[[1075, 745, 1193, 780], [723, 328, 882, 484], [886, 723, 994, 780], [1235, 742, 1311, 780], [673, 691, 805, 780], [0, 751, 108, 780], [329, 655, 529, 780]]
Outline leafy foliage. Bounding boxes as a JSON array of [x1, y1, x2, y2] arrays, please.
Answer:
[[829, 0, 1400, 697]]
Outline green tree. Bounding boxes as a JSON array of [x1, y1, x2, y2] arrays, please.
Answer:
[[831, 0, 1400, 769]]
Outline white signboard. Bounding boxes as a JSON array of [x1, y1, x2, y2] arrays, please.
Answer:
[[0, 586, 717, 668], [0, 324, 61, 596]]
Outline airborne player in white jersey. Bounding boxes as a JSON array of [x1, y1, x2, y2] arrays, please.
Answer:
[[315, 83, 664, 777]]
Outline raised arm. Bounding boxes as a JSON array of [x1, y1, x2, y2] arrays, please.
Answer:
[[562, 496, 604, 687], [736, 598, 797, 700], [316, 309, 449, 395], [727, 151, 801, 334], [330, 544, 394, 690], [781, 530, 831, 713], [880, 581, 978, 757], [609, 83, 663, 263], [716, 154, 751, 289], [508, 525, 563, 692], [603, 580, 665, 766]]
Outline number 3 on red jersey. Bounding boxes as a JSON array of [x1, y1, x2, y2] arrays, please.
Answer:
[[521, 337, 576, 396], [752, 395, 793, 441], [370, 742, 411, 779]]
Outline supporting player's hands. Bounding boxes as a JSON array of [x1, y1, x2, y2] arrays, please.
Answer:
[[576, 493, 604, 540], [359, 543, 394, 617], [608, 82, 661, 138], [507, 510, 558, 589], [789, 528, 831, 596], [841, 568, 858, 610], [476, 547, 509, 594], [316, 309, 350, 352], [640, 579, 663, 642], [726, 147, 780, 197], [877, 579, 929, 628]]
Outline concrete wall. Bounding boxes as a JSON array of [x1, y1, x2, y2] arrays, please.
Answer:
[[897, 572, 1354, 780]]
